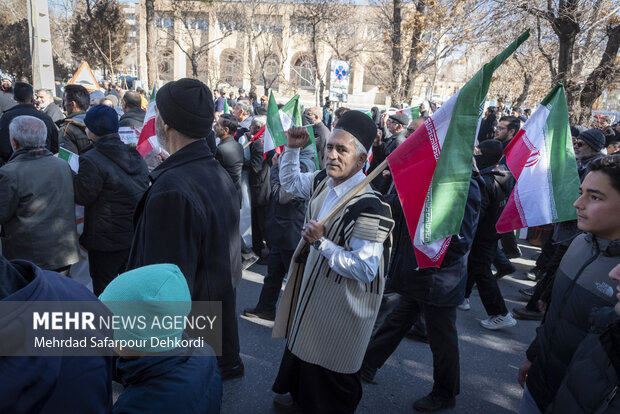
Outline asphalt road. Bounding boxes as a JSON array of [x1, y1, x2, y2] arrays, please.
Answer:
[[69, 241, 541, 414]]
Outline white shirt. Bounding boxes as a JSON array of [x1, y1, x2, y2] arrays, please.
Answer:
[[279, 147, 383, 283]]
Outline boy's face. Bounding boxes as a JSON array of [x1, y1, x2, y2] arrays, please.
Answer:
[[574, 171, 620, 240]]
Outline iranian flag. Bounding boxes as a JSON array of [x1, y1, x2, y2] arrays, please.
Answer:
[[264, 92, 319, 168], [396, 105, 420, 123], [496, 83, 580, 232], [387, 30, 530, 268], [58, 147, 79, 173], [136, 84, 159, 157]]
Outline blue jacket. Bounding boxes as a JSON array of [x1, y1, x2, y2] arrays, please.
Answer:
[[0, 257, 113, 413], [113, 345, 222, 413]]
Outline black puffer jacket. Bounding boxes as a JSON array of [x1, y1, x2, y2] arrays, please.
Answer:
[[215, 137, 243, 207], [526, 234, 620, 412], [386, 172, 482, 306], [548, 320, 620, 414], [73, 134, 149, 251], [476, 164, 514, 242]]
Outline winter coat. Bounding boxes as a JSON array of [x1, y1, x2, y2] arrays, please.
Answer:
[[322, 106, 333, 130], [548, 321, 620, 414], [0, 91, 15, 116], [386, 173, 482, 306], [119, 108, 146, 130], [526, 233, 620, 412], [126, 139, 241, 361], [43, 102, 64, 124], [312, 121, 331, 169], [113, 342, 222, 414], [59, 111, 91, 155], [0, 257, 113, 413], [73, 134, 149, 252], [0, 103, 59, 163], [370, 129, 407, 194], [0, 148, 79, 270], [248, 137, 271, 207], [475, 164, 514, 242], [215, 136, 244, 207]]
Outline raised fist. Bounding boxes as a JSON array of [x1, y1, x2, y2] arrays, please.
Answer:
[[286, 126, 309, 149]]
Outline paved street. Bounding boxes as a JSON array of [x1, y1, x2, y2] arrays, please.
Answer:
[[69, 241, 541, 414]]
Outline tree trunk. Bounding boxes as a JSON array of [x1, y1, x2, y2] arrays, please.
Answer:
[[145, 0, 156, 88], [390, 0, 403, 105], [513, 71, 532, 109], [311, 24, 323, 105], [403, 0, 425, 102], [248, 35, 257, 94], [191, 56, 199, 78], [574, 24, 620, 125]]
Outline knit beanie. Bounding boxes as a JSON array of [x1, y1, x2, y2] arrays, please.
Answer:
[[99, 263, 191, 352], [578, 129, 606, 152], [475, 139, 504, 170], [156, 78, 214, 138], [335, 110, 377, 151], [84, 104, 119, 136]]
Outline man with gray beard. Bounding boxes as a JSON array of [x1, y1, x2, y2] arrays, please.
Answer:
[[126, 78, 244, 380]]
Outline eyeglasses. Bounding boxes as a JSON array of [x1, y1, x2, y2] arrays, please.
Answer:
[[573, 140, 585, 148], [495, 126, 507, 131]]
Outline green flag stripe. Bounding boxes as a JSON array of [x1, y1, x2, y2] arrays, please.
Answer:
[[429, 30, 530, 241]]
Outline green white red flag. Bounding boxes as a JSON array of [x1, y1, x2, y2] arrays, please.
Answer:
[[223, 98, 230, 114], [387, 30, 530, 268], [58, 147, 79, 173], [396, 105, 420, 123], [496, 83, 580, 232], [136, 84, 159, 157]]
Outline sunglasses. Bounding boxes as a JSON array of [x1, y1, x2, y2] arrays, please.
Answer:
[[573, 140, 585, 148]]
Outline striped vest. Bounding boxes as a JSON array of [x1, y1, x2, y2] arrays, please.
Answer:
[[273, 171, 394, 373]]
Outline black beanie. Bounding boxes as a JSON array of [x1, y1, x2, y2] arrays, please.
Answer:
[[84, 104, 119, 136], [156, 78, 214, 139], [334, 110, 376, 151], [570, 125, 586, 138], [475, 139, 504, 170], [578, 128, 606, 152]]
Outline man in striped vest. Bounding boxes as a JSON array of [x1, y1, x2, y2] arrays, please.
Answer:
[[271, 110, 395, 413]]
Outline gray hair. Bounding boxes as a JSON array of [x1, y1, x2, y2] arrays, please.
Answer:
[[251, 115, 266, 129], [353, 137, 367, 158], [235, 100, 253, 116], [9, 115, 47, 149], [309, 107, 323, 122], [36, 88, 53, 98]]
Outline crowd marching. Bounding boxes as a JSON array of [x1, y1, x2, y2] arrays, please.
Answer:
[[0, 52, 620, 414]]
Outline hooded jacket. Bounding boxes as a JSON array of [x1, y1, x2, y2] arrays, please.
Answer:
[[525, 234, 620, 411], [59, 111, 91, 155], [0, 257, 113, 413], [0, 148, 79, 269], [113, 343, 222, 414], [74, 133, 149, 251], [119, 108, 146, 130]]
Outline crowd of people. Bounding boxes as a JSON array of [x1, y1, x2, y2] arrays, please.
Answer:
[[0, 73, 619, 414]]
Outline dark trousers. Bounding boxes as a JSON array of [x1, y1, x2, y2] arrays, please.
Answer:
[[525, 244, 568, 311], [493, 245, 515, 273], [256, 247, 294, 314], [251, 204, 269, 256], [218, 288, 242, 370], [466, 239, 508, 316], [500, 231, 520, 255], [364, 296, 459, 399], [88, 249, 130, 296]]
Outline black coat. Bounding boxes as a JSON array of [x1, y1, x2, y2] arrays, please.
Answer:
[[248, 138, 271, 207], [370, 129, 407, 194], [126, 140, 241, 365], [475, 164, 514, 242], [215, 137, 244, 206], [119, 108, 146, 129], [386, 173, 482, 306], [74, 134, 149, 251], [312, 121, 330, 169], [0, 103, 59, 163]]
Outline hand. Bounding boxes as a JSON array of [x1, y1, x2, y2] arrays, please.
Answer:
[[286, 126, 309, 149], [271, 152, 279, 165], [380, 112, 389, 127], [244, 131, 252, 140], [302, 220, 325, 243], [518, 360, 532, 388], [373, 129, 383, 147]]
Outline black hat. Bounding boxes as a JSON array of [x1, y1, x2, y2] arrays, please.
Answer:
[[388, 112, 409, 126], [475, 139, 503, 170], [84, 104, 119, 136], [334, 110, 376, 151], [570, 125, 586, 138], [578, 129, 606, 152], [156, 78, 214, 139]]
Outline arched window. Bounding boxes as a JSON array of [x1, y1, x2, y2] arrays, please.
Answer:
[[291, 55, 314, 89], [220, 50, 243, 85]]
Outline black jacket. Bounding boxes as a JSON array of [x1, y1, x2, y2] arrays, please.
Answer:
[[370, 129, 407, 194], [386, 173, 482, 306], [475, 164, 514, 242], [248, 138, 272, 207], [119, 108, 146, 129], [549, 320, 620, 414], [312, 121, 330, 169], [526, 234, 620, 411], [215, 136, 244, 207], [59, 111, 91, 155], [74, 134, 149, 251], [126, 140, 241, 364], [0, 103, 59, 163]]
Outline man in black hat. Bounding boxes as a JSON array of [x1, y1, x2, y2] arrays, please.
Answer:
[[573, 128, 606, 177], [370, 112, 410, 194], [126, 78, 244, 380], [271, 110, 395, 413]]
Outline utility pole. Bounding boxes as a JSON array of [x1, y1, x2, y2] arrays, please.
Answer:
[[27, 0, 55, 93]]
